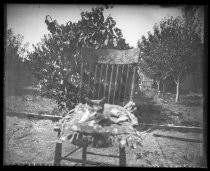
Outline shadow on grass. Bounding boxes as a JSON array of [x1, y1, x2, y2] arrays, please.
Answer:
[[177, 96, 203, 107], [134, 89, 203, 132], [134, 90, 168, 125], [5, 84, 39, 97], [133, 92, 170, 132]]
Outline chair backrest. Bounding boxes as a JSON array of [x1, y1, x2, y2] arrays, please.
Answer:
[[79, 47, 140, 106]]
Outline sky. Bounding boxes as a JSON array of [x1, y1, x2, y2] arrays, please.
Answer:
[[6, 4, 183, 51]]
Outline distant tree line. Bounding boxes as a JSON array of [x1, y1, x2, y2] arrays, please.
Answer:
[[5, 28, 30, 95], [138, 6, 203, 102]]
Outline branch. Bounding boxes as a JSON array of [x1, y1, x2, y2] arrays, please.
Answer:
[[173, 74, 178, 84]]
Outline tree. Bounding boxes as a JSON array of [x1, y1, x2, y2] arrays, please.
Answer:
[[5, 28, 29, 93], [181, 6, 204, 93], [138, 26, 173, 92], [27, 5, 131, 110], [138, 9, 203, 102], [182, 6, 204, 43]]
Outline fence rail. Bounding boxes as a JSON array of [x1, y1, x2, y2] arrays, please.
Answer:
[[6, 111, 62, 121]]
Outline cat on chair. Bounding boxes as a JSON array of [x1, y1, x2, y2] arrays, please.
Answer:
[[79, 97, 137, 126]]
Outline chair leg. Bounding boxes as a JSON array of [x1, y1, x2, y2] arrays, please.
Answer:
[[82, 146, 87, 166], [119, 146, 126, 166], [54, 142, 62, 166]]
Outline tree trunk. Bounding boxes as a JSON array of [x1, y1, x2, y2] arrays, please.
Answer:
[[157, 81, 160, 91], [162, 82, 165, 93], [175, 81, 180, 103]]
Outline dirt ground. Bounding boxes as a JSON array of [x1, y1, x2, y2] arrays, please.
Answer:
[[4, 115, 204, 167], [4, 87, 206, 167]]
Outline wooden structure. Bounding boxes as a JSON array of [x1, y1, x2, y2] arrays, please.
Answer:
[[79, 47, 140, 105], [54, 141, 126, 166], [53, 47, 141, 166], [53, 101, 140, 166], [54, 123, 128, 166]]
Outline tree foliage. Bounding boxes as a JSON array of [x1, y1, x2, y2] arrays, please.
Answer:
[[5, 28, 29, 91], [27, 5, 131, 110], [182, 6, 204, 43], [138, 6, 203, 102], [6, 29, 23, 66]]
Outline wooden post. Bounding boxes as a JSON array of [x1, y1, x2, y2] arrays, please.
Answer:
[[130, 65, 137, 102], [80, 62, 84, 103], [113, 65, 119, 104], [118, 65, 124, 105], [103, 64, 109, 99], [82, 146, 87, 166], [119, 145, 126, 166], [108, 65, 114, 104], [98, 64, 103, 99], [54, 142, 62, 166], [93, 64, 98, 99], [87, 63, 92, 99], [122, 65, 130, 106]]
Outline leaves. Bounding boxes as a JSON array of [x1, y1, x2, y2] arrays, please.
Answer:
[[140, 14, 202, 79], [27, 5, 131, 110], [5, 28, 30, 94], [138, 7, 203, 101]]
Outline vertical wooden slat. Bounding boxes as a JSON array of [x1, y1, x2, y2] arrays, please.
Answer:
[[118, 65, 124, 105], [93, 64, 98, 99], [122, 65, 130, 106], [80, 62, 84, 103], [103, 64, 109, 99], [82, 146, 87, 166], [54, 142, 62, 166], [113, 65, 119, 104], [130, 65, 137, 101], [87, 63, 91, 99], [108, 65, 114, 104], [98, 64, 103, 99], [119, 146, 126, 166]]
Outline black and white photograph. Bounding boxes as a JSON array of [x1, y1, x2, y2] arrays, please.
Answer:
[[4, 4, 206, 167]]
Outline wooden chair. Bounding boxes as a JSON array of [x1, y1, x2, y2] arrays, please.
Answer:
[[79, 47, 140, 105], [53, 47, 140, 166], [53, 128, 126, 166]]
